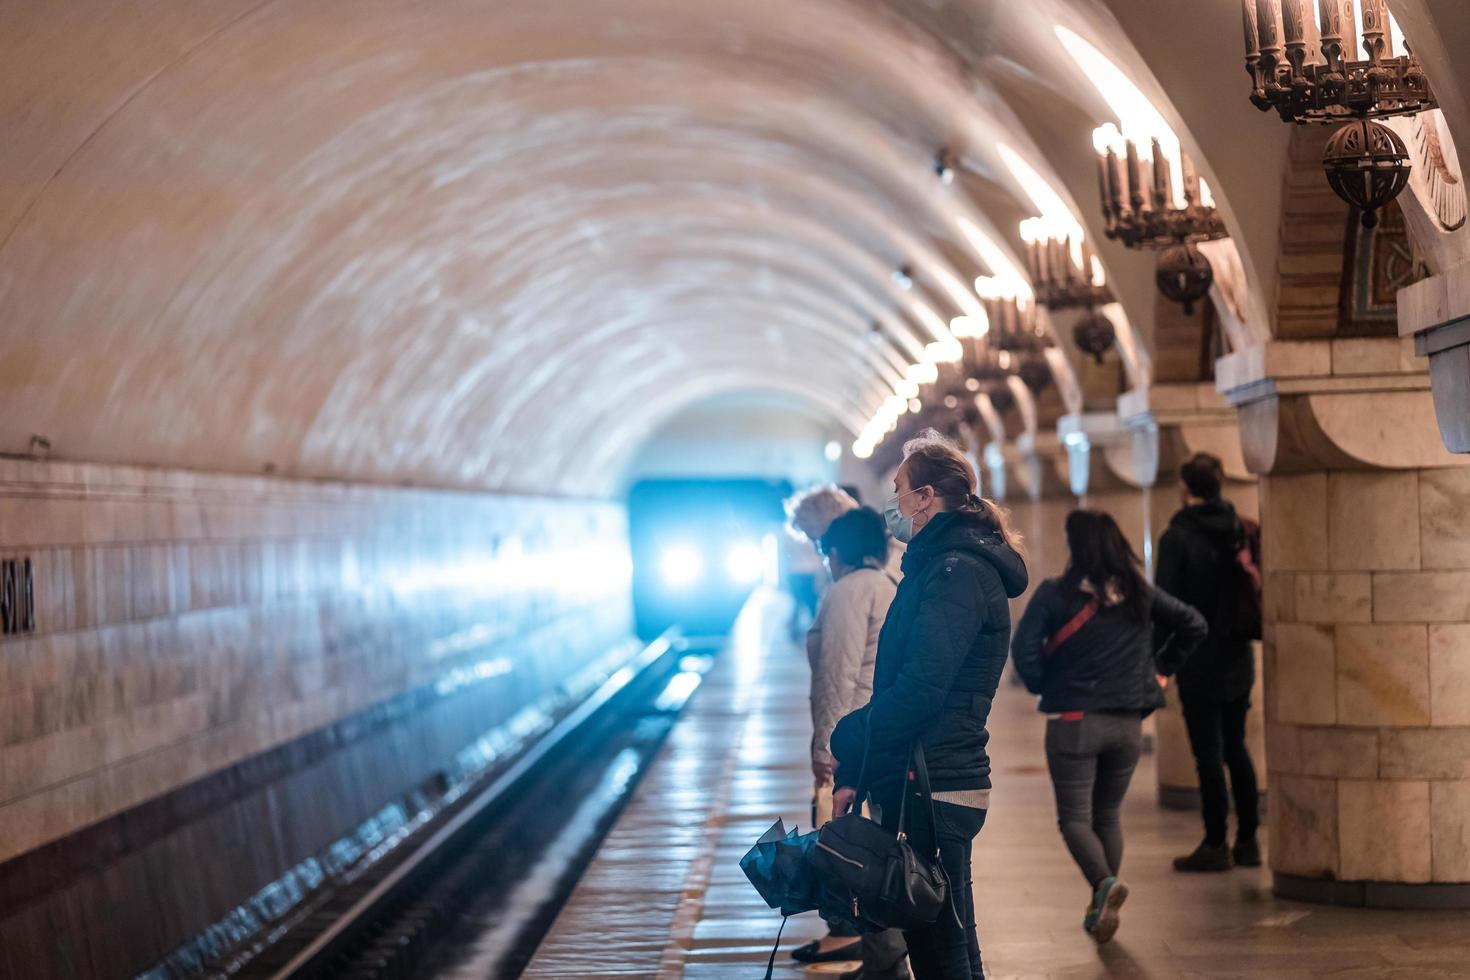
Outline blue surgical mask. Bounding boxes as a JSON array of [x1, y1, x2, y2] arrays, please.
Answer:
[[883, 488, 923, 544]]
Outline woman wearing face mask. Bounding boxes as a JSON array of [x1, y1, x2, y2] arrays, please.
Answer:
[[829, 431, 1028, 980], [1010, 511, 1206, 945]]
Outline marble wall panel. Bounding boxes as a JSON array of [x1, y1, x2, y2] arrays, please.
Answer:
[[1334, 624, 1431, 728], [1372, 571, 1470, 622], [1327, 472, 1420, 572], [1431, 781, 1470, 882], [1291, 726, 1379, 780], [1429, 625, 1470, 726], [1420, 467, 1470, 569], [1262, 473, 1329, 571], [1272, 623, 1338, 725], [1292, 573, 1374, 624], [1338, 779, 1433, 883], [1378, 728, 1470, 779], [1270, 774, 1339, 878]]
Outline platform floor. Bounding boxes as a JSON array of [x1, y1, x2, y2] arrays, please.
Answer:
[[525, 595, 1470, 979]]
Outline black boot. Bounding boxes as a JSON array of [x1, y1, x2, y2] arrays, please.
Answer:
[[1173, 841, 1232, 872], [1233, 835, 1263, 868]]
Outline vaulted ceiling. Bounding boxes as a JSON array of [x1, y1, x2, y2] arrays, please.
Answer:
[[1, 0, 1465, 494]]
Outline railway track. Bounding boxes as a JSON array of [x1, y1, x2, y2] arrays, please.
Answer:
[[225, 631, 714, 980]]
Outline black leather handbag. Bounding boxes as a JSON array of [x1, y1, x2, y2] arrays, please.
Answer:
[[810, 738, 949, 932]]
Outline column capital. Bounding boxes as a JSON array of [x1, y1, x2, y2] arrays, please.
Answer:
[[1400, 261, 1470, 453], [1004, 431, 1071, 503], [1214, 340, 1458, 474]]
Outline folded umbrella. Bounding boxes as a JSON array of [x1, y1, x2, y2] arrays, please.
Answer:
[[742, 818, 869, 980], [740, 818, 822, 916]]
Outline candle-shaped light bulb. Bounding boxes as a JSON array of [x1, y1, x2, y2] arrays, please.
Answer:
[[1199, 178, 1216, 209], [1090, 255, 1106, 288], [1151, 138, 1172, 209], [1359, 0, 1389, 63], [1125, 138, 1148, 213], [1318, 0, 1351, 70]]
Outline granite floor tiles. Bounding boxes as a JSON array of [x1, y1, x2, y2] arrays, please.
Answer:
[[529, 598, 1470, 979]]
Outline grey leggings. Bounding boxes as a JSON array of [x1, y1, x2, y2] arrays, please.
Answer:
[[1044, 712, 1143, 887]]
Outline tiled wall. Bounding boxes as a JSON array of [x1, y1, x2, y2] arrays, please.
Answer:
[[1263, 465, 1470, 883], [0, 461, 626, 980], [0, 459, 630, 866]]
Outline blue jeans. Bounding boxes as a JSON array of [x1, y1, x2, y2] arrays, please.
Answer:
[[878, 790, 987, 980]]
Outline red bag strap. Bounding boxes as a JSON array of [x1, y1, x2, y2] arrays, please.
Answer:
[[1044, 598, 1098, 656]]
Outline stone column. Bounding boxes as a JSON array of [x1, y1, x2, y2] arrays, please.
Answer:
[[1003, 431, 1076, 599], [1220, 338, 1470, 907]]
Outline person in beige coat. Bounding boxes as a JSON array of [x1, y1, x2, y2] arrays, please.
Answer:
[[808, 507, 898, 815], [794, 506, 909, 976]]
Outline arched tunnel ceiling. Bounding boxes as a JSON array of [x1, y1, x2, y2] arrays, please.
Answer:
[[6, 0, 1460, 495]]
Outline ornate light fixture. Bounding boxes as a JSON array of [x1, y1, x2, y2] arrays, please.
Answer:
[[1321, 116, 1412, 228], [1156, 243, 1214, 315], [1093, 124, 1227, 312], [1018, 219, 1112, 311], [1242, 0, 1436, 225], [1072, 311, 1117, 364], [1094, 125, 1227, 249], [972, 280, 1054, 394]]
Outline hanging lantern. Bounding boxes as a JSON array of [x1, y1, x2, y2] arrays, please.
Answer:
[[1018, 353, 1053, 394], [1072, 311, 1118, 363], [1322, 118, 1412, 228], [1155, 243, 1214, 316]]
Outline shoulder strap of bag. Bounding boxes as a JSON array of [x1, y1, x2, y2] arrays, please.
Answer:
[[761, 915, 789, 980], [1044, 598, 1099, 656], [899, 742, 942, 857], [852, 713, 873, 808]]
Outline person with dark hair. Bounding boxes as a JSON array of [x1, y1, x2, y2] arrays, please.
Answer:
[[1011, 511, 1206, 944], [829, 430, 1028, 980], [791, 507, 907, 972], [1156, 452, 1264, 873]]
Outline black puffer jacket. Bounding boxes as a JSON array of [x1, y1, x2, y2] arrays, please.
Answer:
[[831, 510, 1028, 795], [1156, 500, 1255, 701], [1010, 577, 1207, 714]]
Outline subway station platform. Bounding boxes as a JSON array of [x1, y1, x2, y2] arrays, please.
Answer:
[[526, 596, 1470, 979]]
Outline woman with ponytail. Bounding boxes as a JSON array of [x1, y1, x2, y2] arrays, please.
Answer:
[[1010, 510, 1206, 945], [829, 430, 1028, 980]]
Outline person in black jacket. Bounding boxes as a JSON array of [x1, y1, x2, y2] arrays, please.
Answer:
[[830, 430, 1028, 980], [1011, 511, 1206, 944], [1156, 453, 1262, 872]]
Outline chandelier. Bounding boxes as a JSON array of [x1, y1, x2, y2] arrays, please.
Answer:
[[1242, 0, 1435, 226], [1018, 219, 1112, 311], [971, 283, 1054, 393], [1093, 124, 1227, 313], [1094, 125, 1227, 248]]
